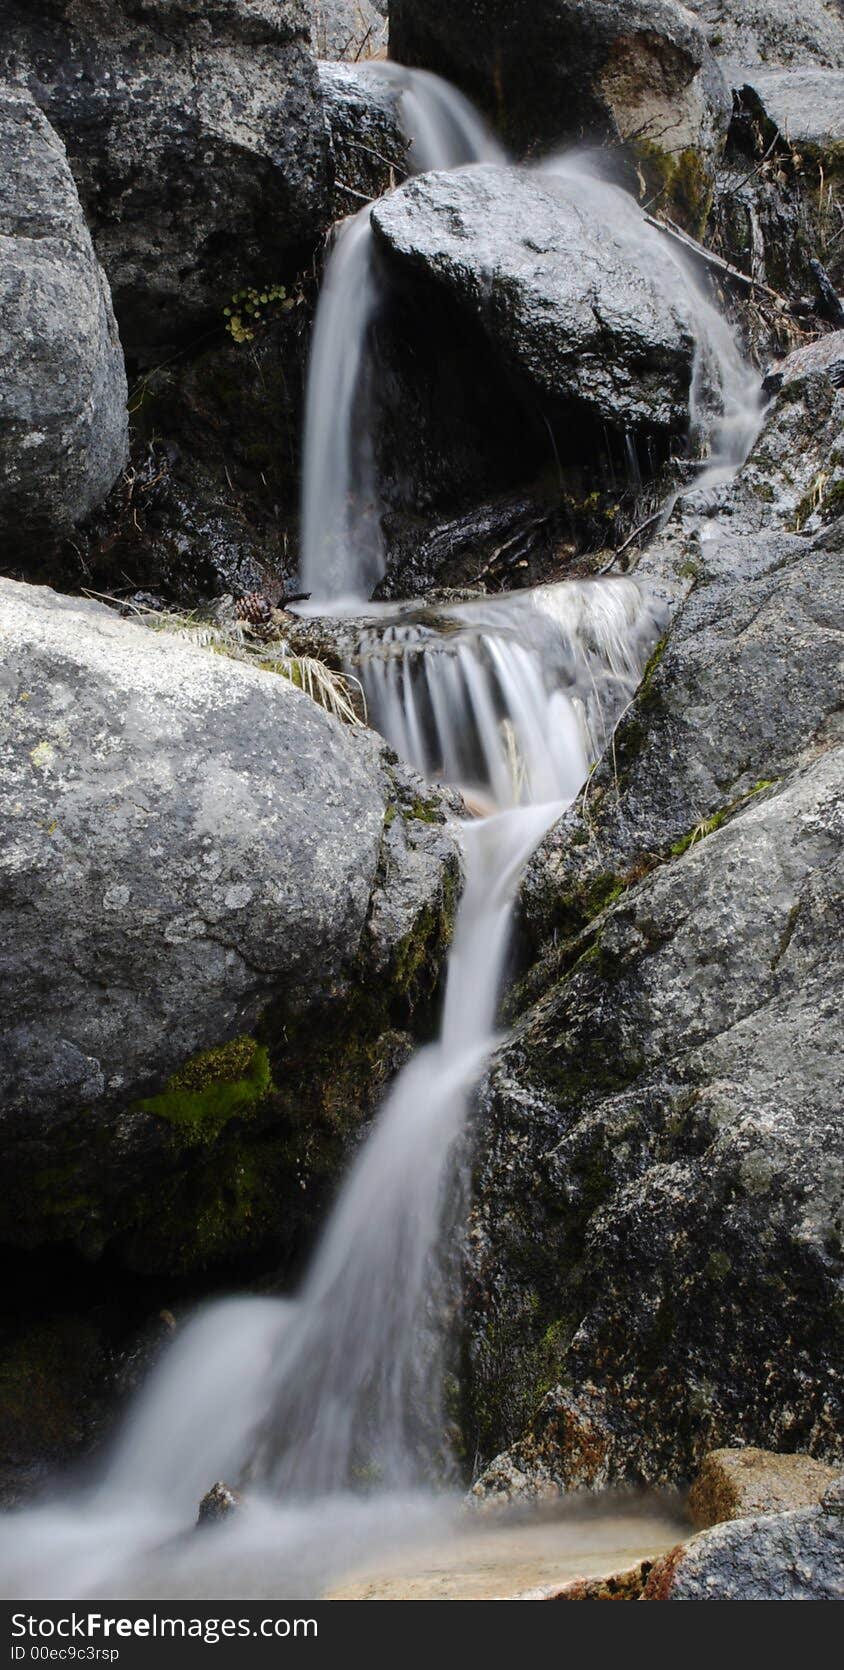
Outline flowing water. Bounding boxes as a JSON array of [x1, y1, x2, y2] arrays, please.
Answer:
[[0, 65, 760, 1601], [0, 574, 669, 1599], [300, 67, 504, 604]]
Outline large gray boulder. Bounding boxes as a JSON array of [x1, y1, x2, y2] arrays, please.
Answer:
[[0, 86, 127, 552], [736, 68, 844, 159], [642, 1479, 844, 1599], [371, 164, 711, 436], [0, 1, 331, 360], [389, 0, 730, 225], [683, 2, 844, 74], [0, 579, 459, 1275], [464, 362, 844, 1493]]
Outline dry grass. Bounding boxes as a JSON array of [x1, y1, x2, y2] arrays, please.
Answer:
[[88, 596, 366, 727]]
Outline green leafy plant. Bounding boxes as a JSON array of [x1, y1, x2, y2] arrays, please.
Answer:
[[223, 283, 294, 344]]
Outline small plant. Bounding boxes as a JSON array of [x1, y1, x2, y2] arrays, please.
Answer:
[[223, 283, 294, 344]]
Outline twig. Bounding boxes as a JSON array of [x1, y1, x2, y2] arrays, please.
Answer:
[[717, 131, 780, 204], [599, 510, 663, 572], [644, 212, 783, 302], [336, 179, 374, 204]]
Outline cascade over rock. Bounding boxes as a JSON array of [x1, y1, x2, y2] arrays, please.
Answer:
[[388, 0, 731, 225], [0, 86, 127, 551], [372, 164, 711, 436], [0, 578, 459, 1275], [0, 0, 331, 359]]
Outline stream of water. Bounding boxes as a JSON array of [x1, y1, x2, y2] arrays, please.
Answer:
[[0, 63, 760, 1601]]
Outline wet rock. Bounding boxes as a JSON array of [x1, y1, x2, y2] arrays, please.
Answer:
[[372, 165, 707, 437], [311, 1, 387, 62], [197, 1481, 241, 1526], [318, 62, 408, 214], [0, 0, 331, 360], [389, 0, 730, 222], [641, 1490, 844, 1598], [521, 362, 843, 928], [0, 578, 460, 1276], [465, 384, 844, 1484], [689, 1447, 842, 1528], [683, 2, 844, 75], [467, 744, 844, 1487], [0, 85, 127, 554]]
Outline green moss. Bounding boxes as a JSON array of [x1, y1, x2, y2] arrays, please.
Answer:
[[409, 793, 443, 823], [136, 1036, 272, 1143], [635, 142, 713, 236], [669, 778, 779, 857]]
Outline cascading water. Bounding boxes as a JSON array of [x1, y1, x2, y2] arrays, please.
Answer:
[[301, 123, 761, 608], [300, 67, 504, 604], [0, 61, 761, 1603], [0, 576, 668, 1599]]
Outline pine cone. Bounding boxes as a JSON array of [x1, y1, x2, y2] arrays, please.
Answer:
[[235, 590, 274, 627]]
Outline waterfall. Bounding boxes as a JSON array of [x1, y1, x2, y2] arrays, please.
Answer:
[[302, 117, 761, 608], [300, 68, 504, 605], [0, 576, 666, 1598], [0, 60, 759, 1603]]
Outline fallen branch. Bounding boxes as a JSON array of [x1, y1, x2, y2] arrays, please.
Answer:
[[644, 212, 784, 304]]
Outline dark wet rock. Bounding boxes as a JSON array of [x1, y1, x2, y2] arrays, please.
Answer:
[[0, 0, 331, 361], [318, 62, 408, 215], [377, 491, 562, 601], [683, 1, 844, 75], [311, 1, 387, 62], [641, 1489, 844, 1598], [389, 0, 729, 226], [58, 294, 315, 608], [689, 1447, 842, 1528], [0, 85, 127, 555], [464, 359, 844, 1490], [468, 745, 844, 1490], [197, 1481, 241, 1526], [372, 166, 711, 437], [711, 70, 844, 305], [0, 578, 460, 1276], [521, 361, 843, 934]]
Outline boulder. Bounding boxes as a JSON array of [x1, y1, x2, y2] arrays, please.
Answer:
[[642, 1484, 844, 1599], [464, 364, 844, 1491], [469, 743, 844, 1491], [682, 2, 844, 74], [0, 0, 331, 360], [0, 86, 127, 552], [388, 0, 730, 225], [0, 578, 459, 1276], [689, 1447, 842, 1528], [311, 1, 387, 62], [736, 68, 844, 160], [371, 164, 708, 438]]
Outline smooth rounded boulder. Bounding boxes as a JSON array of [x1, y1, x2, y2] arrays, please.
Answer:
[[0, 85, 127, 554]]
